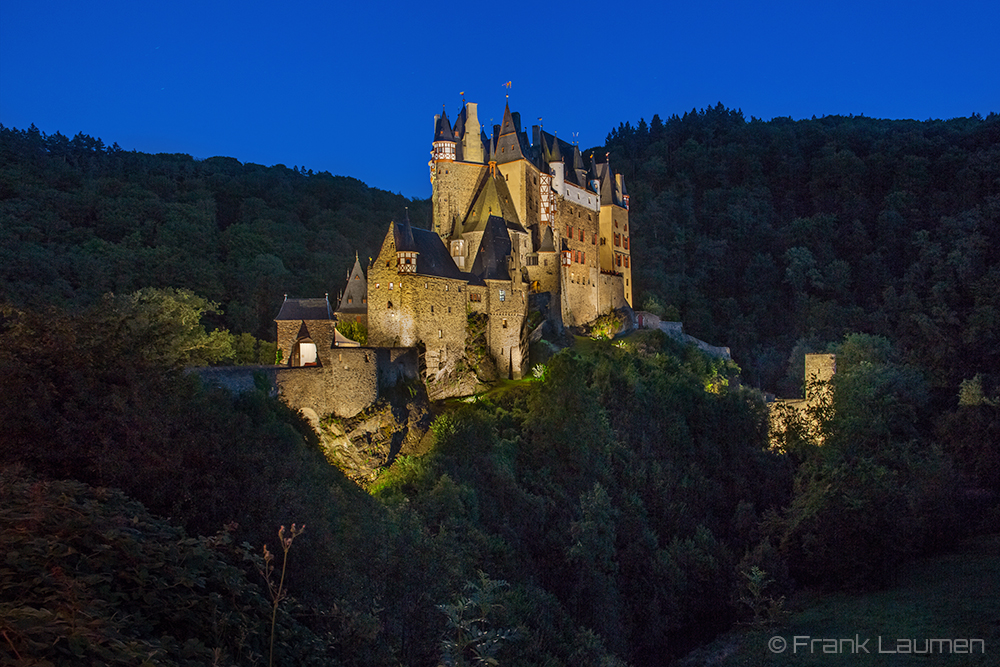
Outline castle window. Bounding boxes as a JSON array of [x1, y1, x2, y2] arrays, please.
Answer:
[[347, 297, 353, 304], [470, 292, 481, 302], [431, 305, 434, 313], [354, 275, 359, 280], [445, 285, 449, 291], [624, 236, 629, 250], [567, 225, 572, 237], [425, 282, 428, 288], [376, 283, 380, 289], [389, 282, 394, 289], [502, 318, 508, 328], [387, 301, 393, 308], [582, 251, 586, 264], [499, 289, 506, 302], [363, 297, 367, 304], [293, 339, 318, 367], [438, 329, 443, 338], [448, 307, 452, 313], [625, 256, 630, 268]]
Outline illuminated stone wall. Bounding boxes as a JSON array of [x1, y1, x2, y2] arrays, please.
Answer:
[[432, 161, 486, 239], [367, 225, 469, 378], [554, 197, 601, 326], [274, 347, 378, 418], [276, 319, 334, 367], [599, 203, 632, 306], [482, 278, 527, 379], [598, 272, 627, 314]]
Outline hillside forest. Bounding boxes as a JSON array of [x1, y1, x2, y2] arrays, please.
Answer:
[[1, 111, 999, 666]]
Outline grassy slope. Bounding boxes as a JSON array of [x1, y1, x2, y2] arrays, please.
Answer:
[[674, 534, 1000, 666]]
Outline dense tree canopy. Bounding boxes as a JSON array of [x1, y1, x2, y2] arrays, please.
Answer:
[[603, 107, 1000, 392], [2, 112, 999, 665], [0, 124, 428, 339]]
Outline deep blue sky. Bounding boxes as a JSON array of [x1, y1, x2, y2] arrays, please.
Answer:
[[2, 1, 997, 199]]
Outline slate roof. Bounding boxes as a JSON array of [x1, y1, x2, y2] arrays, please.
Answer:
[[381, 215, 468, 282], [458, 170, 522, 236], [434, 109, 456, 142], [495, 104, 526, 164], [393, 211, 418, 252], [275, 296, 332, 321], [409, 226, 470, 281], [470, 215, 512, 281], [539, 225, 555, 252], [337, 253, 368, 313]]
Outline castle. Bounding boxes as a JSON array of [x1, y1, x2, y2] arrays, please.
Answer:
[[273, 100, 634, 416]]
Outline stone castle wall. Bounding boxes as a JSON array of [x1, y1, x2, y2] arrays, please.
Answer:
[[276, 319, 334, 366], [368, 227, 469, 377], [526, 251, 560, 296], [482, 278, 527, 379], [432, 161, 486, 239], [555, 197, 601, 326], [598, 273, 627, 314], [599, 204, 632, 305]]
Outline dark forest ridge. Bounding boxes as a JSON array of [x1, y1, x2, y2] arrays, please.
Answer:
[[3, 108, 998, 391], [2, 107, 999, 666]]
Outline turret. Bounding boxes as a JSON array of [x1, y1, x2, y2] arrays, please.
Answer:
[[431, 108, 457, 162]]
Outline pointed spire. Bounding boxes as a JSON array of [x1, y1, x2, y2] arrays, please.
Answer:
[[393, 208, 417, 252], [495, 103, 525, 163], [434, 107, 456, 142]]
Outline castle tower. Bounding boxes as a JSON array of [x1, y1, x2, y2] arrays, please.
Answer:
[[596, 158, 632, 306], [432, 104, 489, 241], [431, 108, 457, 164], [458, 102, 484, 164]]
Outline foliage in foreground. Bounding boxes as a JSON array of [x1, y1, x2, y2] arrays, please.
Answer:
[[0, 471, 332, 667], [768, 334, 962, 588], [372, 331, 790, 666]]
